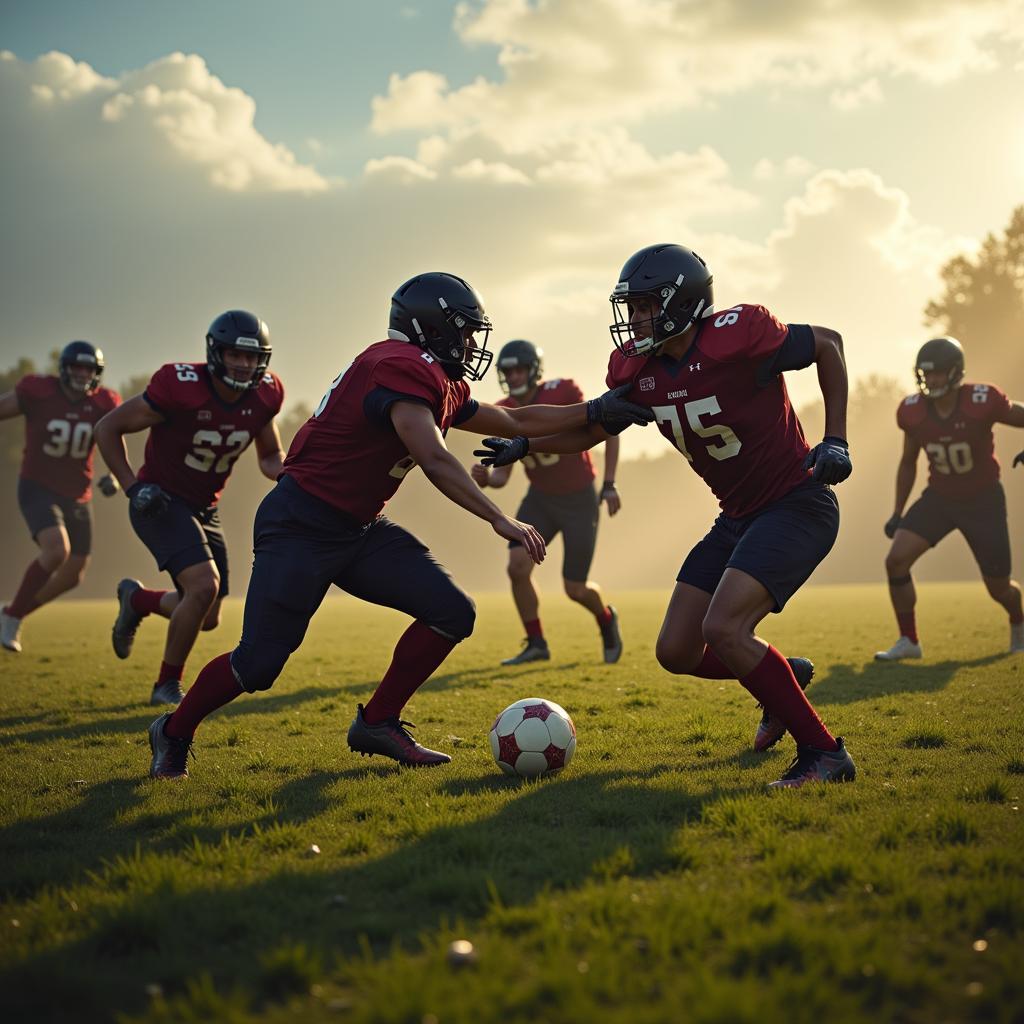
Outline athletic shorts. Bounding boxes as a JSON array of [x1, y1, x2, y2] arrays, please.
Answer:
[[509, 483, 599, 583], [678, 480, 840, 612], [129, 491, 229, 597], [899, 482, 1011, 578], [17, 477, 93, 556]]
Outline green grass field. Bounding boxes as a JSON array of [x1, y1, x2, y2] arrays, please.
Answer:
[[1, 584, 1022, 1024]]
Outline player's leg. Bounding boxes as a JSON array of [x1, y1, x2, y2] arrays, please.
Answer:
[[32, 499, 92, 606], [559, 486, 621, 663], [154, 559, 220, 705], [876, 490, 952, 660], [33, 554, 89, 605], [338, 519, 476, 765], [503, 490, 557, 665], [196, 508, 230, 633]]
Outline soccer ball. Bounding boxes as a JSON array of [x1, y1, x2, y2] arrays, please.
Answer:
[[489, 697, 576, 778]]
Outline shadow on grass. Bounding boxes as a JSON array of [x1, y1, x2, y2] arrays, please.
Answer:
[[812, 652, 1010, 704], [2, 765, 742, 1023]]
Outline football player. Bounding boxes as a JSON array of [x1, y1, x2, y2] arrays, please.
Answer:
[[476, 244, 857, 789], [875, 337, 1024, 660], [472, 339, 624, 665], [145, 272, 652, 779], [94, 311, 285, 704], [0, 341, 121, 652]]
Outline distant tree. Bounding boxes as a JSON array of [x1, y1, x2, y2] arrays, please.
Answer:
[[924, 204, 1024, 393]]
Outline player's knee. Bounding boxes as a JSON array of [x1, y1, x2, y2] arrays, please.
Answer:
[[655, 639, 698, 675], [700, 612, 736, 654], [39, 544, 70, 572], [563, 579, 588, 602], [983, 577, 1012, 602], [884, 551, 910, 577], [186, 572, 220, 609], [426, 588, 476, 641], [200, 611, 221, 631], [231, 643, 286, 693], [507, 553, 532, 584]]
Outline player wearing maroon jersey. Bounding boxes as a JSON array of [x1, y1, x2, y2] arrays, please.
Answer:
[[875, 337, 1024, 660], [477, 244, 858, 789], [95, 311, 285, 704], [145, 272, 653, 779], [472, 339, 624, 665], [0, 341, 120, 653]]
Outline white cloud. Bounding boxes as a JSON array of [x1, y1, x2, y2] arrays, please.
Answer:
[[831, 77, 884, 111], [452, 158, 531, 185], [753, 155, 817, 181], [363, 155, 438, 183]]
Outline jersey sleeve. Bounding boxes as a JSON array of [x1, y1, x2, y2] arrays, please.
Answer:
[[896, 394, 924, 432], [977, 384, 1012, 424], [711, 305, 790, 363], [606, 350, 641, 389], [143, 364, 185, 415], [101, 387, 122, 411], [14, 374, 51, 412], [363, 355, 446, 426], [261, 372, 285, 415], [555, 378, 585, 403]]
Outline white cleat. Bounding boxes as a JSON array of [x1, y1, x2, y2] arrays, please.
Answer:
[[1011, 621, 1024, 654], [1, 610, 23, 653], [874, 636, 922, 661]]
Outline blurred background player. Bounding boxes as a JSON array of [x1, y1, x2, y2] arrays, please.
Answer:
[[0, 341, 121, 652], [477, 243, 857, 789], [875, 336, 1024, 660], [95, 311, 285, 704], [472, 338, 623, 665], [145, 272, 652, 779]]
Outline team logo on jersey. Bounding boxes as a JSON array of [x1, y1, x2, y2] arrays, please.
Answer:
[[639, 377, 656, 391], [667, 389, 688, 400], [197, 410, 212, 421], [689, 362, 702, 373]]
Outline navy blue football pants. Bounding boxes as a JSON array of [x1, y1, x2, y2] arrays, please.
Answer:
[[231, 474, 476, 692]]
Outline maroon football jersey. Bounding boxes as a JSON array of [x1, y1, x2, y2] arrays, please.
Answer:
[[606, 304, 811, 518], [897, 382, 1012, 498], [284, 340, 473, 524], [16, 375, 121, 501], [497, 378, 596, 495], [138, 363, 284, 510]]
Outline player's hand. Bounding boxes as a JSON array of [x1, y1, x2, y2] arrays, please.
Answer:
[[493, 516, 546, 564], [470, 463, 490, 487], [97, 474, 120, 497], [474, 435, 529, 468], [127, 481, 171, 519], [803, 436, 852, 485], [884, 513, 901, 539], [1014, 449, 1024, 469], [600, 482, 621, 516], [586, 384, 654, 428]]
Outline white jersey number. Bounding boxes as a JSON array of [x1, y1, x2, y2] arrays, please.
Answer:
[[42, 419, 93, 459], [184, 430, 251, 473], [652, 397, 742, 463], [925, 441, 974, 475]]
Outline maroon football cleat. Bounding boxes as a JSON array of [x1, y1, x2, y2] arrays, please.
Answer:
[[767, 737, 856, 789], [347, 704, 451, 767], [753, 657, 815, 752]]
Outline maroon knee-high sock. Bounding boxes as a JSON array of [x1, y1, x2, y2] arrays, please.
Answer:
[[132, 587, 170, 617], [740, 645, 836, 750], [362, 621, 457, 724], [5, 559, 52, 619], [691, 646, 734, 679], [165, 653, 243, 739]]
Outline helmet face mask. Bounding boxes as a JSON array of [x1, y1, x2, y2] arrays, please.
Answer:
[[914, 336, 964, 399], [609, 244, 714, 357], [389, 273, 493, 381], [496, 339, 543, 397], [206, 310, 272, 392], [59, 341, 104, 393]]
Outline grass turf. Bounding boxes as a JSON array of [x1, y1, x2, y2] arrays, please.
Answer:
[[0, 583, 1022, 1023]]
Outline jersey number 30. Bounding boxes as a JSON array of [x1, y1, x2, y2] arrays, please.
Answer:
[[43, 419, 93, 459]]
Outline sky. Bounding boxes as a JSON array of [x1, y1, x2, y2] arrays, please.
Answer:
[[2, 0, 1023, 458]]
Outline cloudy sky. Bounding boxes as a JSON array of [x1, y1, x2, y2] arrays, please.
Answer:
[[2, 0, 1022, 456]]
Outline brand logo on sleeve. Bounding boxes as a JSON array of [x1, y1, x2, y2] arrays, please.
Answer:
[[197, 410, 212, 422], [639, 377, 656, 391]]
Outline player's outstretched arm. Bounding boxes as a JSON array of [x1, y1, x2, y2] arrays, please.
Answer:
[[475, 423, 611, 468], [885, 433, 921, 537], [391, 401, 546, 564], [254, 419, 285, 481], [94, 395, 165, 492], [0, 390, 21, 421], [471, 462, 513, 489]]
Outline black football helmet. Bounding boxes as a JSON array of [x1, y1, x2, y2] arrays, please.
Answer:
[[496, 339, 543, 397], [206, 310, 272, 392], [388, 272, 493, 381], [609, 244, 714, 357], [915, 336, 964, 398], [59, 340, 104, 393]]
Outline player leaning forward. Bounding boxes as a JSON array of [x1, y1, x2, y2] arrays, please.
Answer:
[[478, 245, 857, 788], [146, 273, 652, 779]]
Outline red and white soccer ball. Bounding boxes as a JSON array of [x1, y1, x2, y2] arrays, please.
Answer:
[[489, 697, 576, 778]]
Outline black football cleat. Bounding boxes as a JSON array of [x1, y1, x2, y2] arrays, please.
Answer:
[[347, 704, 451, 767], [600, 606, 623, 664], [767, 737, 856, 789], [753, 657, 815, 752], [501, 637, 550, 666], [148, 713, 193, 780], [112, 578, 143, 660], [150, 679, 184, 706]]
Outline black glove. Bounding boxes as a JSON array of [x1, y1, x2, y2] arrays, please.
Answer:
[[474, 436, 530, 468], [1014, 450, 1024, 469], [97, 474, 120, 497], [884, 513, 901, 539], [803, 435, 852, 485], [586, 384, 654, 428], [127, 481, 171, 519]]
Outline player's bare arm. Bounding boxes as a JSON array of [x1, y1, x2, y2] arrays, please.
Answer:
[[391, 401, 546, 564], [254, 419, 285, 481], [601, 433, 621, 516], [0, 389, 22, 420], [476, 423, 612, 468], [885, 432, 922, 537], [800, 326, 853, 485], [94, 394, 165, 491], [471, 461, 512, 489]]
